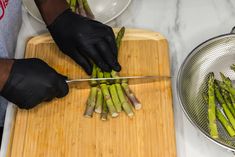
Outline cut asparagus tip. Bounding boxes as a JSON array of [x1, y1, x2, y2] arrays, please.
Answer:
[[111, 113, 119, 118], [134, 103, 142, 110]]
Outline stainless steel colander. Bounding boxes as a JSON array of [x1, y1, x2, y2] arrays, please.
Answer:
[[177, 27, 235, 151]]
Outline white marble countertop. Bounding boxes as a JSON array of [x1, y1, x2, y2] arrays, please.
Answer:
[[2, 0, 235, 157]]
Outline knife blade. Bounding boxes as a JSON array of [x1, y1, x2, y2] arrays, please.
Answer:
[[66, 75, 172, 89]]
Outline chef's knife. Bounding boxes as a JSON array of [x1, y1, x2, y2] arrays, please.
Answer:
[[66, 75, 172, 89]]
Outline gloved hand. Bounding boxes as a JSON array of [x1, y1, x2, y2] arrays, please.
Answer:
[[0, 58, 69, 109], [47, 9, 121, 75]]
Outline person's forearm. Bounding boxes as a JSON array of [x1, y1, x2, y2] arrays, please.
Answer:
[[0, 59, 13, 91], [34, 0, 69, 25]]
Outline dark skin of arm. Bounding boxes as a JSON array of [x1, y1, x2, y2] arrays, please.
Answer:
[[34, 0, 69, 25], [0, 59, 13, 91]]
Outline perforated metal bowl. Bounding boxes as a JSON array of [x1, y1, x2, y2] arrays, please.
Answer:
[[177, 27, 235, 151]]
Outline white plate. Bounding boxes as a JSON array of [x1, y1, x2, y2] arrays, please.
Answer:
[[22, 0, 131, 24]]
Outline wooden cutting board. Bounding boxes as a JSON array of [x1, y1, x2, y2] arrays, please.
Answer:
[[7, 29, 176, 157]]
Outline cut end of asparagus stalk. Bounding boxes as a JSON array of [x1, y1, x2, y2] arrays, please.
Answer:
[[84, 106, 94, 118], [111, 113, 119, 118], [101, 114, 108, 121], [134, 103, 142, 110], [121, 83, 142, 110], [95, 108, 102, 114], [127, 112, 134, 117], [101, 116, 108, 121]]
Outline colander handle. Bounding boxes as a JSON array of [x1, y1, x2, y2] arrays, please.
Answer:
[[231, 26, 235, 34]]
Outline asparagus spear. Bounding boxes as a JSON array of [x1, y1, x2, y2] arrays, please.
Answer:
[[70, 0, 77, 12], [217, 80, 235, 97], [114, 27, 141, 110], [222, 88, 235, 116], [84, 65, 98, 117], [90, 64, 98, 86], [215, 83, 235, 129], [110, 71, 134, 116], [101, 99, 108, 121], [207, 73, 219, 138], [216, 108, 235, 137], [98, 69, 118, 117], [116, 83, 134, 117], [109, 85, 122, 112], [230, 93, 235, 112], [84, 86, 98, 117], [116, 27, 126, 51], [122, 79, 142, 110], [103, 72, 122, 112], [77, 0, 86, 16], [95, 88, 103, 113], [203, 93, 235, 137], [220, 73, 235, 108], [82, 0, 95, 19]]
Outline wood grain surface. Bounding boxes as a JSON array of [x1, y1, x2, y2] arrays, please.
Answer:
[[7, 29, 176, 157]]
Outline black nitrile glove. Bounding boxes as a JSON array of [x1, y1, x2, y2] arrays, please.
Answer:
[[47, 9, 121, 75], [0, 58, 69, 109]]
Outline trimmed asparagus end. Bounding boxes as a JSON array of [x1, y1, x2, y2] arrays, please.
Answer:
[[101, 115, 108, 121], [84, 107, 93, 118], [84, 87, 98, 117], [121, 82, 142, 110], [111, 113, 119, 118]]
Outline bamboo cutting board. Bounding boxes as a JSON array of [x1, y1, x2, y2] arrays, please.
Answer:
[[7, 29, 176, 157]]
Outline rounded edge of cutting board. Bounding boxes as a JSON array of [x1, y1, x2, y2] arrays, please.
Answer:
[[27, 29, 167, 45], [7, 29, 176, 157]]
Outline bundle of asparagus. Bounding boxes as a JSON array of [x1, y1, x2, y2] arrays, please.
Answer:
[[67, 0, 94, 19], [203, 67, 235, 138], [66, 0, 142, 120], [84, 27, 142, 120]]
